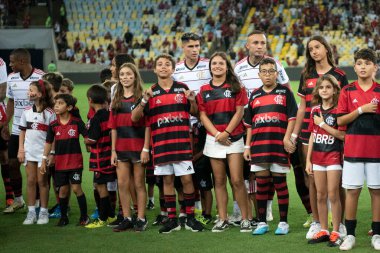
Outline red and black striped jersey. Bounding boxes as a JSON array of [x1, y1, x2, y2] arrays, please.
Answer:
[[88, 109, 114, 174], [309, 105, 343, 166], [297, 67, 348, 142], [143, 81, 192, 165], [197, 81, 248, 141], [108, 96, 146, 161], [337, 81, 380, 162], [46, 115, 87, 171], [245, 85, 297, 166]]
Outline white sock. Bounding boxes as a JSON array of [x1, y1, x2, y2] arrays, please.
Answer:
[[267, 200, 273, 209], [15, 196, 24, 202], [28, 206, 36, 212], [161, 211, 168, 216], [35, 199, 40, 207], [179, 213, 187, 217], [149, 197, 154, 203], [40, 207, 48, 213], [195, 201, 202, 210]]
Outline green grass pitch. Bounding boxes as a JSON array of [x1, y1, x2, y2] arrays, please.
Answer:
[[0, 81, 375, 253]]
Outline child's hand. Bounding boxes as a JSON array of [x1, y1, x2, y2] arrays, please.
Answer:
[[243, 148, 251, 161], [361, 103, 378, 113], [39, 160, 47, 174], [305, 161, 313, 175], [47, 154, 55, 167], [215, 131, 231, 146], [283, 138, 296, 153], [111, 151, 118, 166], [184, 90, 196, 101], [140, 150, 150, 164], [313, 112, 324, 126], [143, 88, 153, 101], [17, 150, 25, 163]]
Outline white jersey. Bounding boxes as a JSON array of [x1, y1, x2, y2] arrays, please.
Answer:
[[0, 58, 7, 84], [19, 106, 55, 164], [6, 68, 45, 135], [234, 56, 289, 99], [172, 57, 212, 94]]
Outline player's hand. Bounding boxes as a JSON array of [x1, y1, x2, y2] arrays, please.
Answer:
[[140, 149, 150, 164], [361, 103, 378, 113], [1, 125, 10, 141], [243, 148, 251, 161], [47, 154, 55, 167], [17, 150, 25, 163], [184, 90, 196, 101], [305, 161, 313, 175], [313, 112, 324, 126], [215, 131, 231, 146], [143, 87, 153, 101], [283, 138, 296, 153], [39, 161, 47, 174], [111, 151, 118, 166]]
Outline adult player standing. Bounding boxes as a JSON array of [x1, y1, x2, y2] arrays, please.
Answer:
[[2, 49, 45, 213]]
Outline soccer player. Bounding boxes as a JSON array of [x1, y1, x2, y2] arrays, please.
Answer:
[[244, 58, 297, 235], [40, 94, 89, 227], [0, 57, 13, 208], [84, 85, 117, 229], [197, 52, 250, 233], [292, 35, 348, 238], [337, 49, 380, 251], [172, 32, 213, 224], [3, 49, 45, 214], [131, 54, 204, 233]]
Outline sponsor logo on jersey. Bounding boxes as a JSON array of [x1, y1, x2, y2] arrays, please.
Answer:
[[15, 100, 33, 107], [250, 92, 261, 100], [157, 113, 184, 127], [174, 94, 184, 103], [313, 132, 335, 144], [254, 114, 280, 126], [68, 128, 76, 137], [153, 90, 161, 96], [173, 88, 185, 93], [275, 89, 286, 94], [196, 65, 206, 69], [175, 67, 185, 71], [29, 76, 39, 80], [224, 90, 232, 98], [274, 95, 284, 105]]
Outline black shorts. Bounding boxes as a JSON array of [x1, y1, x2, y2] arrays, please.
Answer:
[[55, 169, 83, 187], [0, 127, 7, 151], [93, 172, 116, 185], [243, 159, 250, 180], [8, 134, 19, 159], [193, 155, 213, 191]]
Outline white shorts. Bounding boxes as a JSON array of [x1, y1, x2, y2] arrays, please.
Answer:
[[203, 134, 244, 159], [154, 161, 195, 176], [245, 179, 256, 194], [342, 161, 380, 189], [251, 163, 290, 174], [313, 164, 342, 172]]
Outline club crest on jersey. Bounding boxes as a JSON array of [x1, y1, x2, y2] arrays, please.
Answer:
[[224, 90, 232, 98], [174, 94, 184, 103], [274, 95, 284, 105], [31, 122, 39, 130], [371, 97, 379, 105], [325, 115, 335, 126], [68, 128, 76, 137]]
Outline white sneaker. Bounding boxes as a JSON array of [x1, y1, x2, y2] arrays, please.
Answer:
[[275, 221, 289, 235], [23, 211, 37, 225], [306, 222, 321, 239], [372, 234, 380, 250], [266, 202, 273, 222], [4, 198, 25, 214], [339, 223, 347, 237], [37, 211, 49, 225], [340, 235, 356, 250], [228, 212, 242, 227]]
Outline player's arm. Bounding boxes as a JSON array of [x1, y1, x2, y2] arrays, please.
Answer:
[[17, 130, 26, 163], [291, 97, 306, 141], [132, 88, 152, 122], [4, 98, 14, 125], [305, 134, 314, 175], [337, 102, 377, 126], [40, 142, 52, 174], [141, 127, 150, 164], [243, 127, 252, 161], [0, 82, 6, 102], [184, 90, 198, 116], [111, 129, 117, 166]]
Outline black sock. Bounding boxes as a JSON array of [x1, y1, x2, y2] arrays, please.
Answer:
[[94, 189, 100, 209], [372, 221, 380, 236], [345, 219, 357, 236], [99, 196, 114, 221], [59, 197, 69, 219], [76, 194, 88, 218]]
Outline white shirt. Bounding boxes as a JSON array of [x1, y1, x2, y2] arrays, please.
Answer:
[[6, 68, 45, 135], [0, 58, 7, 84]]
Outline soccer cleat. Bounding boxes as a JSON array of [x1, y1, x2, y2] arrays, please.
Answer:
[[77, 216, 90, 226], [306, 222, 321, 240], [275, 222, 289, 235], [197, 215, 212, 225], [339, 223, 347, 238], [90, 208, 99, 220], [23, 211, 37, 225], [134, 218, 148, 232], [152, 214, 169, 226], [308, 230, 330, 244], [252, 222, 269, 235], [179, 216, 186, 228], [159, 218, 181, 234], [327, 231, 343, 247], [49, 205, 62, 219], [339, 235, 356, 251], [37, 211, 49, 225], [107, 214, 123, 227], [185, 216, 204, 232], [48, 203, 59, 214], [266, 203, 273, 222], [146, 200, 155, 210], [372, 235, 380, 250], [240, 219, 252, 233], [106, 216, 117, 225], [85, 219, 106, 228], [229, 212, 242, 227], [56, 216, 69, 227], [113, 218, 134, 232], [303, 214, 313, 228], [212, 220, 229, 232], [250, 218, 259, 228], [3, 198, 25, 214]]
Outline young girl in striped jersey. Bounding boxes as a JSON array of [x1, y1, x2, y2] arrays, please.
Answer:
[[109, 63, 149, 232], [18, 80, 55, 225], [305, 75, 345, 246]]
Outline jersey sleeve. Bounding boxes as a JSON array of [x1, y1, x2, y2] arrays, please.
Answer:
[[87, 116, 101, 142], [286, 89, 298, 121], [19, 110, 27, 130], [6, 76, 13, 99], [337, 88, 348, 117], [108, 109, 116, 129], [48, 112, 56, 125], [46, 124, 55, 143], [78, 119, 88, 138], [196, 88, 206, 112], [243, 101, 253, 127], [297, 74, 306, 98], [276, 61, 290, 85], [0, 61, 7, 84], [236, 87, 248, 106]]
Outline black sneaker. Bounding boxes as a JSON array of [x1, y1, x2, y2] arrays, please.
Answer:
[[134, 218, 148, 232], [185, 216, 204, 232], [250, 218, 259, 228], [159, 218, 181, 234], [179, 216, 186, 228], [48, 203, 59, 214], [146, 200, 155, 210], [113, 218, 134, 232], [57, 216, 69, 227], [77, 216, 90, 226], [107, 213, 123, 227], [152, 214, 169, 226]]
